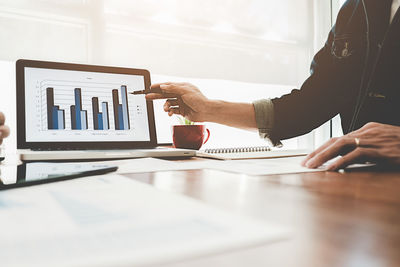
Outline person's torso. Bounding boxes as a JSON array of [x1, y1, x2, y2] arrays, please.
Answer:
[[331, 0, 400, 133]]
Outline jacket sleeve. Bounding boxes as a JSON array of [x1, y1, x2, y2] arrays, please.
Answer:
[[270, 29, 338, 141]]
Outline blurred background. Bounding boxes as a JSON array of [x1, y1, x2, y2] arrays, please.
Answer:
[[0, 0, 346, 151]]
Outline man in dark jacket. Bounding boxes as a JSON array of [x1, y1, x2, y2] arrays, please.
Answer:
[[147, 0, 400, 170]]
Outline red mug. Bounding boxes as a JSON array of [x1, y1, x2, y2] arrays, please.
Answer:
[[172, 125, 210, 150]]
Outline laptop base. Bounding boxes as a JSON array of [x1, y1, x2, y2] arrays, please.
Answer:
[[19, 148, 196, 161]]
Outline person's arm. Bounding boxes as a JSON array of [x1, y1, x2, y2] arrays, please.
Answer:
[[204, 100, 257, 130], [146, 82, 257, 130], [0, 112, 10, 145]]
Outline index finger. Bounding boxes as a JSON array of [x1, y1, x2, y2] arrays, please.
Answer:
[[151, 83, 191, 95], [150, 82, 170, 91]]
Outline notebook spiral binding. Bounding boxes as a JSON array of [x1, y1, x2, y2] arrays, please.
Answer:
[[204, 146, 271, 154]]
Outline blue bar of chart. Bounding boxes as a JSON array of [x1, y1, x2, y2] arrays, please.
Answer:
[[118, 104, 124, 130], [101, 102, 110, 130]]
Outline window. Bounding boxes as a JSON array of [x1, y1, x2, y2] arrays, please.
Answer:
[[0, 0, 337, 150]]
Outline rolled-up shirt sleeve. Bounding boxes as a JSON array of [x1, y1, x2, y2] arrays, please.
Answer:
[[252, 99, 282, 147]]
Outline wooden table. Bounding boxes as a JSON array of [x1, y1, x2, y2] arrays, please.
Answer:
[[122, 159, 400, 267]]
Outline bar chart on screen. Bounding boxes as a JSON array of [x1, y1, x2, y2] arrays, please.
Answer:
[[25, 67, 150, 142], [41, 81, 140, 132]]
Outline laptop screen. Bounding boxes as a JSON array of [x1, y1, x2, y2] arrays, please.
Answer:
[[17, 60, 157, 149]]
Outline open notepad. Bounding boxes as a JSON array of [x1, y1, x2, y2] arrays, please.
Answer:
[[196, 146, 310, 160]]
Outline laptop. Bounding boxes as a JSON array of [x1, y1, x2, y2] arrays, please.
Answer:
[[16, 59, 196, 161]]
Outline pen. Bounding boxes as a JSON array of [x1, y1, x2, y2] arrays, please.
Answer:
[[129, 88, 162, 95]]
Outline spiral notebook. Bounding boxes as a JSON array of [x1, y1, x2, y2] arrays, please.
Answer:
[[196, 146, 310, 160]]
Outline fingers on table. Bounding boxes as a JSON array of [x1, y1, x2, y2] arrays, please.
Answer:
[[303, 122, 391, 170], [305, 136, 356, 169], [301, 138, 338, 166], [326, 147, 378, 171]]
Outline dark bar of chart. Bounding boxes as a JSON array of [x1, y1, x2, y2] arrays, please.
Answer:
[[45, 85, 132, 131], [92, 97, 99, 130], [71, 88, 88, 130], [112, 89, 120, 130], [70, 106, 76, 130], [112, 86, 131, 131], [46, 87, 65, 130]]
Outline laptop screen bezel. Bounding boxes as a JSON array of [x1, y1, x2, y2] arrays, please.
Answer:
[[16, 59, 158, 150]]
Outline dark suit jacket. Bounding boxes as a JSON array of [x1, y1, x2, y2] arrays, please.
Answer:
[[271, 0, 400, 141]]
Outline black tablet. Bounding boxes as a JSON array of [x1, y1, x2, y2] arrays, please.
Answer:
[[16, 59, 157, 150], [0, 162, 118, 190]]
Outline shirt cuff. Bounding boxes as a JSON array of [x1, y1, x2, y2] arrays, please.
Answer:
[[253, 99, 282, 147]]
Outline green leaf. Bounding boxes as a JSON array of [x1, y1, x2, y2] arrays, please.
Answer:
[[177, 115, 194, 125]]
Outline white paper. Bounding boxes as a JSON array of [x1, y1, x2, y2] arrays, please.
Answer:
[[210, 156, 324, 176], [100, 157, 323, 176], [0, 174, 289, 267], [104, 158, 201, 174]]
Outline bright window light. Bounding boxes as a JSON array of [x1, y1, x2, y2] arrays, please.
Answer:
[[0, 0, 335, 150]]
